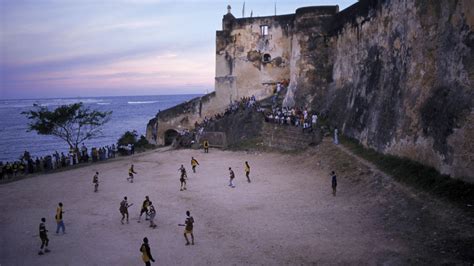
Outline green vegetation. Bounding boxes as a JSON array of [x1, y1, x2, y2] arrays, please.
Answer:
[[117, 130, 154, 155], [340, 137, 474, 207], [23, 102, 112, 149]]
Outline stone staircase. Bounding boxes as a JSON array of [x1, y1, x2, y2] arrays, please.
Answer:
[[261, 122, 322, 151]]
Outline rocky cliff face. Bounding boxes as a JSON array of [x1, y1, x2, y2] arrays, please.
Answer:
[[316, 0, 473, 182]]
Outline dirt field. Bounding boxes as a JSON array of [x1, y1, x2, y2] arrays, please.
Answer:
[[0, 139, 472, 265]]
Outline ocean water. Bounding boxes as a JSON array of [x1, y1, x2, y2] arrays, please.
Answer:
[[0, 94, 200, 162]]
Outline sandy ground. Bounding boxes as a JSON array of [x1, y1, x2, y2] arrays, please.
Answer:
[[0, 139, 473, 265]]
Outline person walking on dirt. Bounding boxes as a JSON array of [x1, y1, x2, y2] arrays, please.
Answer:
[[38, 217, 50, 255], [179, 210, 195, 245], [120, 197, 132, 224], [179, 165, 187, 191], [333, 127, 339, 145], [92, 172, 99, 192], [140, 237, 155, 266], [244, 161, 251, 183], [331, 171, 337, 196], [148, 202, 157, 229], [191, 157, 199, 173], [203, 140, 209, 153], [139, 196, 151, 222], [127, 164, 137, 183], [228, 167, 235, 188], [55, 202, 65, 234]]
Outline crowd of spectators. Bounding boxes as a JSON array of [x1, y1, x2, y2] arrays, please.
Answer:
[[0, 144, 119, 181], [265, 106, 319, 133]]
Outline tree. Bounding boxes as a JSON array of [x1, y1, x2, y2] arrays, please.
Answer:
[[23, 102, 112, 149]]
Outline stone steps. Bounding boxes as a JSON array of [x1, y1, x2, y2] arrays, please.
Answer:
[[261, 122, 321, 151]]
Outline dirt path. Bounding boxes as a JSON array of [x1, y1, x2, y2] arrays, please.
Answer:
[[0, 140, 472, 265]]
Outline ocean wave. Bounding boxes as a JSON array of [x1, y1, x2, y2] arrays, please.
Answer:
[[127, 101, 159, 104], [97, 102, 111, 105], [0, 98, 107, 108]]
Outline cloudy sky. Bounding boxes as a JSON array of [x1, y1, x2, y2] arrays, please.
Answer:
[[0, 0, 356, 99]]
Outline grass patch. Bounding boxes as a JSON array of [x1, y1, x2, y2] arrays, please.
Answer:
[[340, 137, 474, 207]]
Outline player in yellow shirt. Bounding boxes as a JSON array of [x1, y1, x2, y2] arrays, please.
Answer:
[[244, 161, 251, 183], [191, 157, 199, 173]]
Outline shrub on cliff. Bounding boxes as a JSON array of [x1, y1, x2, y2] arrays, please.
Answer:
[[117, 130, 153, 155]]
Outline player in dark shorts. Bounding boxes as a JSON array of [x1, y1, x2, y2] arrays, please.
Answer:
[[120, 197, 131, 224], [38, 218, 50, 255], [179, 165, 187, 191], [93, 172, 99, 192], [244, 161, 251, 183], [140, 237, 155, 265], [191, 157, 199, 173], [139, 196, 150, 222], [127, 164, 137, 183], [179, 210, 195, 245]]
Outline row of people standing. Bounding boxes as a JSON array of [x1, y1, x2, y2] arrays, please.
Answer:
[[0, 144, 118, 180]]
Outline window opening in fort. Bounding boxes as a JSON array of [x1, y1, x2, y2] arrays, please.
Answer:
[[260, 25, 269, 36], [263, 53, 271, 62]]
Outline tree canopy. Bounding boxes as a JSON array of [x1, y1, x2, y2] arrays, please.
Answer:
[[22, 102, 112, 149]]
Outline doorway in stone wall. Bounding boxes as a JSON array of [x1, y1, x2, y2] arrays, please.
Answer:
[[164, 129, 179, 146]]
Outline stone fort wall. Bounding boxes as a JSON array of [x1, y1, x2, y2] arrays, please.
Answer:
[[147, 0, 473, 182]]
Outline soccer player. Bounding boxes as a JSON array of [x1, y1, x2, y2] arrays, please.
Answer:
[[191, 157, 199, 173], [55, 202, 65, 234], [120, 197, 131, 224], [244, 161, 251, 183], [127, 164, 137, 183], [140, 237, 155, 265], [38, 218, 50, 255], [92, 172, 99, 192], [179, 165, 187, 191], [138, 196, 151, 222], [228, 167, 235, 188], [180, 211, 195, 246]]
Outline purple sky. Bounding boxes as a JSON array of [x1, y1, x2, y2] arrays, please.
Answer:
[[0, 0, 356, 99]]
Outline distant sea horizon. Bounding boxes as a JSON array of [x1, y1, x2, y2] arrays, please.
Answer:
[[0, 94, 201, 162]]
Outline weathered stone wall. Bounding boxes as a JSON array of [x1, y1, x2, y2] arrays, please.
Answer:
[[147, 1, 473, 182], [216, 13, 295, 103], [321, 0, 473, 182], [284, 6, 339, 109]]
